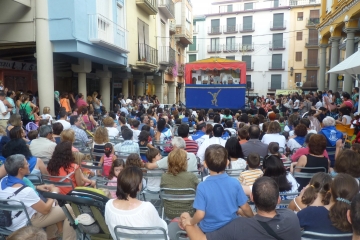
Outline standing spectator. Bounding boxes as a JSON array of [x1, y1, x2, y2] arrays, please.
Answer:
[[54, 91, 61, 117], [76, 93, 88, 109], [92, 92, 101, 114], [6, 90, 16, 114], [178, 124, 198, 154], [59, 92, 71, 114], [339, 92, 353, 109], [0, 90, 12, 129]]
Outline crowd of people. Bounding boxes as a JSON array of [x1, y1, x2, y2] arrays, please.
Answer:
[[0, 87, 360, 240]]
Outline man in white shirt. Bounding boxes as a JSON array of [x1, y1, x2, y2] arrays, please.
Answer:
[[145, 137, 198, 171], [30, 125, 57, 159], [56, 109, 71, 130], [0, 90, 11, 129], [197, 124, 227, 164]]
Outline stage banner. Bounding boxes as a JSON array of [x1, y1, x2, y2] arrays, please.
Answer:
[[185, 84, 246, 109]]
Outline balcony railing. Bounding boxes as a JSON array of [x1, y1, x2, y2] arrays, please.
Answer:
[[270, 21, 286, 30], [305, 38, 318, 47], [306, 18, 320, 27], [207, 0, 291, 14], [239, 23, 255, 32], [269, 61, 285, 70], [290, 0, 321, 5], [159, 46, 176, 66], [245, 62, 254, 71], [269, 41, 286, 50], [88, 14, 128, 54], [223, 44, 238, 52], [240, 43, 254, 51], [178, 64, 185, 76], [268, 81, 284, 90], [208, 26, 222, 35], [138, 43, 158, 66], [136, 0, 158, 15], [304, 59, 320, 67], [207, 45, 222, 53], [169, 20, 176, 34], [158, 0, 174, 19], [223, 25, 238, 34]]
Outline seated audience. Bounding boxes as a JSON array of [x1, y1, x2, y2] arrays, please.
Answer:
[[60, 129, 78, 152], [29, 125, 56, 159], [261, 122, 286, 149], [241, 125, 268, 158], [331, 149, 360, 178], [291, 133, 329, 162], [144, 148, 163, 192], [107, 159, 125, 199], [238, 128, 248, 145], [52, 122, 63, 144], [114, 128, 140, 155], [103, 116, 119, 138], [69, 115, 90, 145], [92, 126, 110, 161], [239, 153, 263, 186], [225, 137, 246, 171], [348, 193, 360, 239], [131, 119, 141, 143], [286, 124, 308, 151], [56, 108, 71, 130], [178, 124, 199, 154], [99, 143, 117, 176], [7, 226, 47, 240]]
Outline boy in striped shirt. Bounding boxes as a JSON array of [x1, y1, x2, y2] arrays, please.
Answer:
[[239, 153, 263, 186]]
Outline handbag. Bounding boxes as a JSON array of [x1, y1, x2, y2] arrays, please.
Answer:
[[0, 185, 27, 227]]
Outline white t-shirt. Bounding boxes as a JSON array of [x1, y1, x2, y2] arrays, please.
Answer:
[[315, 101, 324, 109], [342, 115, 352, 125], [293, 99, 300, 109], [41, 114, 53, 124], [229, 158, 247, 175], [0, 100, 10, 120], [261, 133, 286, 149], [0, 183, 40, 231], [287, 138, 303, 151], [189, 134, 209, 148], [57, 119, 71, 130], [145, 169, 163, 192], [197, 137, 226, 163], [105, 200, 168, 240], [156, 152, 198, 171], [132, 129, 141, 143], [106, 127, 120, 138]]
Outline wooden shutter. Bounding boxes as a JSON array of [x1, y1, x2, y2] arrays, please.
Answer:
[[273, 33, 283, 48], [295, 73, 301, 82], [296, 32, 302, 40], [309, 29, 318, 44], [243, 16, 252, 30], [308, 49, 318, 66], [273, 13, 284, 28], [297, 12, 303, 20], [307, 70, 317, 82], [296, 52, 302, 61], [310, 10, 319, 18]]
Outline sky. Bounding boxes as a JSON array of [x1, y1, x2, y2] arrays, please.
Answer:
[[192, 0, 212, 15]]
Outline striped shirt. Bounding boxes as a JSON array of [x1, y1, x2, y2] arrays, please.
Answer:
[[183, 137, 199, 155], [239, 169, 263, 186]]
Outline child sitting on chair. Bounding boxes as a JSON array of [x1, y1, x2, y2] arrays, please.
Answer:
[[145, 148, 163, 192], [99, 143, 116, 176]]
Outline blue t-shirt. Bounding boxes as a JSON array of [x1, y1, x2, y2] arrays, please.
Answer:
[[221, 131, 230, 140], [193, 173, 248, 233], [191, 131, 205, 141], [297, 206, 351, 240]]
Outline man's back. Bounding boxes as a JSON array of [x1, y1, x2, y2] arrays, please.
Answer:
[[29, 137, 56, 159], [206, 209, 301, 240], [241, 139, 268, 158], [115, 140, 140, 155], [184, 137, 198, 154], [70, 125, 89, 144]]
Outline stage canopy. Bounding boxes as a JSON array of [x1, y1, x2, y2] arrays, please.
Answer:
[[185, 57, 247, 84]]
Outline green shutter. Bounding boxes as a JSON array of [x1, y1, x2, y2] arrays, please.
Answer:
[[189, 36, 197, 51], [271, 75, 282, 89], [272, 54, 283, 69], [272, 33, 283, 48], [243, 16, 253, 30], [273, 13, 284, 28], [188, 54, 196, 63]]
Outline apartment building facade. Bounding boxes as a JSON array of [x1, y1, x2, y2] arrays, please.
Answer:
[[187, 0, 291, 97], [317, 0, 360, 93]]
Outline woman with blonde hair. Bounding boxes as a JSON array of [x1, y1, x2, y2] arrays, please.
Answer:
[[60, 129, 78, 152], [103, 117, 119, 137], [92, 92, 101, 114], [93, 126, 110, 161], [86, 96, 94, 112]]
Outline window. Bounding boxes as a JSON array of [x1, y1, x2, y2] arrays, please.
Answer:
[[309, 10, 320, 24], [271, 54, 283, 69], [242, 35, 252, 50], [308, 29, 318, 44], [227, 4, 233, 12], [297, 12, 303, 21], [243, 16, 253, 31], [273, 13, 284, 28], [272, 33, 283, 48], [226, 56, 235, 60], [189, 36, 197, 51], [296, 32, 302, 40], [210, 38, 220, 51], [188, 54, 196, 63], [326, 0, 332, 13], [226, 37, 236, 51], [271, 75, 282, 89], [307, 49, 318, 66], [242, 55, 252, 70], [307, 70, 317, 82], [211, 19, 220, 33], [226, 17, 236, 32], [186, 6, 192, 31], [295, 52, 302, 61], [295, 73, 301, 82], [138, 19, 149, 61], [274, 0, 279, 7], [244, 3, 253, 10], [246, 75, 252, 88]]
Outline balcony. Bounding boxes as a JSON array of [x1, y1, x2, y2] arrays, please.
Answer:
[[304, 59, 320, 68], [269, 41, 286, 50], [270, 21, 286, 30], [268, 81, 284, 90], [137, 43, 158, 68], [136, 0, 158, 15], [223, 44, 238, 53], [306, 18, 320, 27], [245, 62, 254, 71], [158, 0, 174, 19], [223, 25, 238, 34], [159, 46, 176, 66], [208, 26, 222, 35], [305, 38, 318, 47], [207, 45, 222, 53], [239, 43, 254, 52], [169, 20, 176, 34], [269, 61, 285, 70], [174, 26, 193, 46], [178, 64, 185, 76], [239, 23, 255, 33], [88, 14, 129, 54], [188, 44, 198, 52], [290, 0, 321, 6]]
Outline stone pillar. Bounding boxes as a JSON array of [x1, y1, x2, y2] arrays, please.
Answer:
[[96, 66, 112, 111], [122, 79, 129, 98], [136, 79, 145, 96], [318, 44, 327, 91], [35, 0, 55, 116], [329, 37, 341, 92], [154, 75, 164, 103], [180, 83, 185, 104], [71, 58, 91, 96], [168, 82, 177, 105], [343, 29, 356, 93]]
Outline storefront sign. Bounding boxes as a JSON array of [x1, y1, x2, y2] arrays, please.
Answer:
[[0, 59, 37, 71], [113, 82, 122, 88]]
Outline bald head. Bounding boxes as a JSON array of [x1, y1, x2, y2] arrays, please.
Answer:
[[248, 125, 260, 139]]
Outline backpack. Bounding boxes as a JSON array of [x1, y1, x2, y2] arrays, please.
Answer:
[[19, 102, 30, 123], [0, 185, 27, 227]]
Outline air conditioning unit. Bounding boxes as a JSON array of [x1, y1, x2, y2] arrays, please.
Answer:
[[296, 82, 303, 87]]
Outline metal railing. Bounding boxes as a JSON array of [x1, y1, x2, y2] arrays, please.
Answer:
[[223, 25, 238, 33], [239, 23, 255, 32], [223, 43, 238, 52], [269, 41, 286, 50], [88, 14, 128, 52], [158, 0, 174, 17], [136, 0, 158, 14], [138, 43, 158, 65], [270, 20, 286, 30], [159, 46, 176, 66], [208, 26, 221, 34], [305, 38, 318, 46], [239, 43, 254, 51], [207, 45, 222, 53], [304, 59, 320, 67], [290, 0, 321, 5], [245, 62, 254, 70], [306, 18, 320, 26], [269, 61, 285, 70], [268, 81, 284, 89]]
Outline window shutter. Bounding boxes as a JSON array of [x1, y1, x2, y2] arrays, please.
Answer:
[[272, 33, 283, 48], [242, 55, 252, 69], [272, 54, 282, 69], [307, 49, 318, 66], [296, 32, 302, 40], [296, 52, 302, 61], [211, 19, 220, 33], [309, 29, 318, 44], [242, 35, 252, 45], [243, 16, 253, 30], [310, 10, 319, 18], [189, 54, 196, 62], [307, 70, 317, 82], [273, 13, 284, 28], [244, 3, 253, 10], [271, 75, 282, 89], [297, 12, 303, 20], [246, 75, 252, 88]]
